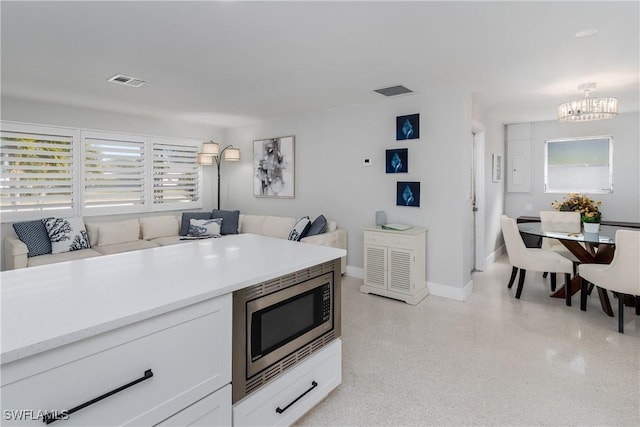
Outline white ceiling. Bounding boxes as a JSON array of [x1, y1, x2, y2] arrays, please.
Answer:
[[1, 1, 638, 128]]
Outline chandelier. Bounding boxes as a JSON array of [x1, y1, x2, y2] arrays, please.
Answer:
[[558, 83, 618, 122]]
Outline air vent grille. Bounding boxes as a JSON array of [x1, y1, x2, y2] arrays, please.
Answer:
[[241, 261, 335, 301], [107, 74, 147, 88], [374, 85, 414, 97]]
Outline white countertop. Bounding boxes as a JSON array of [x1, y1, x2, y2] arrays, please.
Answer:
[[0, 234, 346, 365]]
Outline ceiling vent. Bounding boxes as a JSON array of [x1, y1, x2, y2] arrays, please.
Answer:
[[373, 85, 414, 97], [107, 74, 147, 88]]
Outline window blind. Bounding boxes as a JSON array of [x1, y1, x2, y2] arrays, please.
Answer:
[[0, 127, 76, 218], [83, 132, 147, 213], [152, 141, 200, 207]]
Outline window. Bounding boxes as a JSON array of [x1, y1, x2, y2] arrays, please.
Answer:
[[0, 121, 203, 221], [544, 136, 613, 194], [152, 139, 201, 210], [83, 131, 148, 215], [0, 123, 79, 221]]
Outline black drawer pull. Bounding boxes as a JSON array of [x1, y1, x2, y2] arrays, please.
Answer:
[[43, 369, 153, 424], [275, 381, 318, 415]]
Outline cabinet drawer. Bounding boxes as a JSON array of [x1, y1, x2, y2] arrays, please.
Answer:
[[1, 295, 231, 427], [390, 235, 413, 249], [364, 232, 391, 246], [233, 339, 341, 427], [156, 384, 231, 427]]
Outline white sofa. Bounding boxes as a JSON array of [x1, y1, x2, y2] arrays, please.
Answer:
[[4, 214, 347, 272]]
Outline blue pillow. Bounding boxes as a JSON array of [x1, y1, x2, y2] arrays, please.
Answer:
[[306, 215, 328, 237], [289, 216, 311, 241], [13, 220, 52, 257], [180, 212, 212, 236], [212, 209, 240, 235]]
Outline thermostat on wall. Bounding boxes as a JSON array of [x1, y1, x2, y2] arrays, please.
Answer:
[[363, 158, 372, 167]]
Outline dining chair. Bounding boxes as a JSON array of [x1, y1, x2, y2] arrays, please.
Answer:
[[501, 215, 574, 305], [579, 229, 640, 333], [540, 211, 580, 285]]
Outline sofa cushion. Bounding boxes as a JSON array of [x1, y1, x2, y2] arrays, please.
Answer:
[[96, 219, 140, 246], [327, 220, 337, 232], [212, 209, 240, 235], [140, 215, 180, 240], [92, 240, 159, 256], [27, 248, 101, 267], [288, 216, 311, 241], [180, 212, 212, 236], [188, 218, 222, 237], [13, 220, 52, 257], [306, 215, 328, 237], [44, 217, 91, 254]]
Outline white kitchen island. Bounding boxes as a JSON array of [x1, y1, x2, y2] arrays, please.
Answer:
[[1, 234, 345, 426]]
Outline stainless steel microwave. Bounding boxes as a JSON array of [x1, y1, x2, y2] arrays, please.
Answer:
[[232, 260, 341, 403]]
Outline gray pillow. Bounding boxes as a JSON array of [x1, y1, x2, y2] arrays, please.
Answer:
[[13, 220, 52, 257], [306, 215, 328, 237], [211, 209, 240, 235], [180, 212, 212, 236]]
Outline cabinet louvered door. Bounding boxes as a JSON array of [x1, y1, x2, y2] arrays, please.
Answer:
[[388, 248, 413, 295], [364, 245, 387, 289]]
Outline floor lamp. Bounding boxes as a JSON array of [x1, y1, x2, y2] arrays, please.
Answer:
[[197, 141, 241, 209]]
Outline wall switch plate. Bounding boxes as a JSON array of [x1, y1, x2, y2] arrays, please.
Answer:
[[363, 158, 372, 167]]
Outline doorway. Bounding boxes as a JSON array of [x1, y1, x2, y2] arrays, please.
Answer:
[[472, 122, 486, 272]]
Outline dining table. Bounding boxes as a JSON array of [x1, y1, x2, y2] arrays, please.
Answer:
[[517, 222, 638, 317]]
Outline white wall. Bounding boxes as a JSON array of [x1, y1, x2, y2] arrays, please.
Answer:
[[505, 112, 640, 222], [224, 87, 475, 296]]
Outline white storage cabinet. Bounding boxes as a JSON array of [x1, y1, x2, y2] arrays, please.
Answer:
[[1, 295, 232, 426], [361, 227, 427, 305]]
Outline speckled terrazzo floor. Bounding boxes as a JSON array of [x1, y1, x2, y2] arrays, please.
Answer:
[[295, 254, 640, 427]]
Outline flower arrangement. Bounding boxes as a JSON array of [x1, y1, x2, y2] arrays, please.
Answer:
[[551, 193, 602, 223]]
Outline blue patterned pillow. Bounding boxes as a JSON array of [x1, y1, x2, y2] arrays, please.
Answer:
[[211, 209, 240, 235], [306, 215, 328, 237], [13, 220, 52, 257]]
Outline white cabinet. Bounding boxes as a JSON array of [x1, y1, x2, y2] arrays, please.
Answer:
[[156, 385, 232, 427], [506, 123, 532, 193], [1, 295, 232, 426], [361, 227, 427, 305], [233, 339, 341, 427]]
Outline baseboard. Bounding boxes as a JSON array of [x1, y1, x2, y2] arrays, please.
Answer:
[[427, 279, 474, 302], [485, 244, 505, 267], [346, 266, 364, 279]]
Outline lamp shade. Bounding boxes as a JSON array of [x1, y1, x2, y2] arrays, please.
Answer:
[[223, 148, 241, 161], [201, 141, 219, 156], [197, 153, 215, 165]]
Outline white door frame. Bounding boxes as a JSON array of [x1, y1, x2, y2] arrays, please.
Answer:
[[472, 120, 486, 271]]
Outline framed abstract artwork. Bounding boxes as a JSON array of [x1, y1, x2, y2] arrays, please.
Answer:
[[385, 148, 408, 173], [396, 181, 420, 207], [396, 113, 420, 140], [253, 135, 295, 198]]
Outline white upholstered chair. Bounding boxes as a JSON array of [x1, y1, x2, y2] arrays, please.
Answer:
[[501, 215, 574, 305], [579, 230, 640, 333]]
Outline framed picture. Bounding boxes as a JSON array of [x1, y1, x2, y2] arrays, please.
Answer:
[[385, 148, 408, 173], [396, 113, 420, 140], [492, 154, 502, 183], [254, 135, 295, 198], [396, 181, 420, 207]]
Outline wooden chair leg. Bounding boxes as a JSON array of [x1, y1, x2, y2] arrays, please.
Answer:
[[635, 296, 640, 316], [542, 272, 549, 279], [515, 269, 526, 299], [581, 278, 589, 311], [565, 273, 572, 306], [550, 273, 556, 292], [572, 262, 577, 276], [507, 266, 518, 289], [587, 283, 595, 295], [617, 293, 624, 333]]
